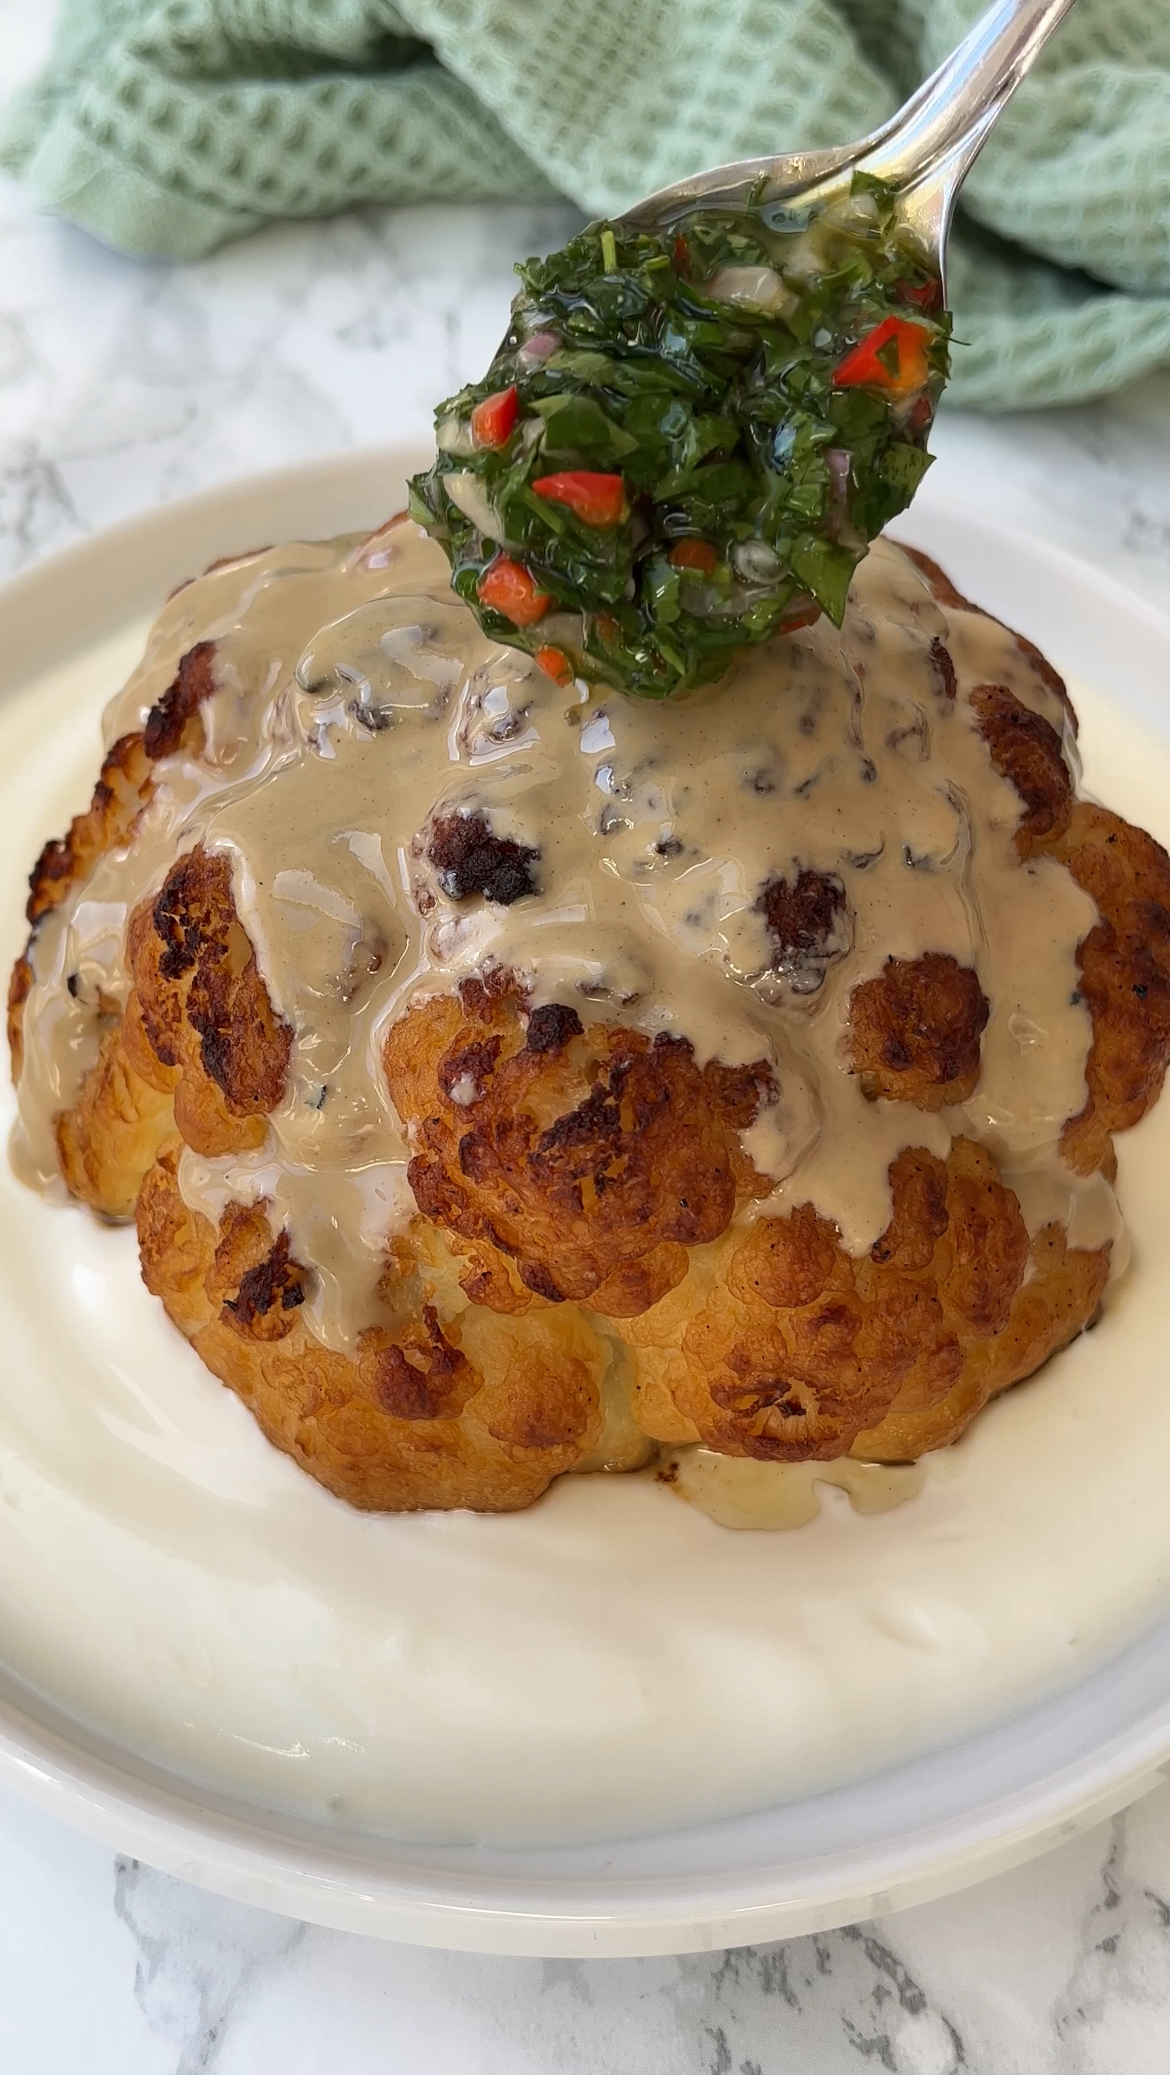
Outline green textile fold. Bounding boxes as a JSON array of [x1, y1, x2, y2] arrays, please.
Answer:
[[4, 0, 1170, 407]]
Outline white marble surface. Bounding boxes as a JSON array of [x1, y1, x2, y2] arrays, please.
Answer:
[[5, 2, 1170, 2066]]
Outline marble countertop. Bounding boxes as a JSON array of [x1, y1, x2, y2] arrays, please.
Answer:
[[5, 2, 1170, 2067]]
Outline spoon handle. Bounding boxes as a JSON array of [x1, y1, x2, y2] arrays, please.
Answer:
[[857, 0, 1077, 233]]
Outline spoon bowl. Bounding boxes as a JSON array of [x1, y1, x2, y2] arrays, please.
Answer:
[[621, 0, 1078, 293], [409, 0, 1078, 700]]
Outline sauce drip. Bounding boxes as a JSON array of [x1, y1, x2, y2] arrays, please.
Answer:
[[662, 1445, 925, 1530]]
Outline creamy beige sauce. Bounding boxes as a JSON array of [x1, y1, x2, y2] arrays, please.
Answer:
[[662, 1445, 926, 1530], [1, 621, 1169, 1845], [12, 525, 1116, 1359]]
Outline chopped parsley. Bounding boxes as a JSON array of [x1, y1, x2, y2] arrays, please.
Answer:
[[410, 175, 950, 700]]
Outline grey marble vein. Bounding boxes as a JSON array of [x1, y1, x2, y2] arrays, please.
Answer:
[[113, 1857, 306, 2075], [1053, 1810, 1170, 2073], [58, 1801, 1165, 2075]]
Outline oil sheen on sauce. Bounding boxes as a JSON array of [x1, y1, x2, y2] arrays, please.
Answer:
[[2, 532, 1167, 1847]]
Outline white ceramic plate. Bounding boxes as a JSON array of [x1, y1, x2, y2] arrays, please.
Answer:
[[3, 447, 1170, 1959]]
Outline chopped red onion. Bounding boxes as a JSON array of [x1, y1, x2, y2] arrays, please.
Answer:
[[826, 447, 852, 536], [516, 331, 560, 372]]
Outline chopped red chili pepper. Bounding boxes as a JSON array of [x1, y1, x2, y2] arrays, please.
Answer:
[[413, 185, 953, 696], [777, 603, 821, 635], [895, 278, 944, 314], [477, 556, 551, 626], [669, 539, 719, 574], [471, 385, 519, 449], [534, 644, 573, 685], [531, 471, 626, 528], [832, 316, 931, 398], [904, 393, 935, 436]]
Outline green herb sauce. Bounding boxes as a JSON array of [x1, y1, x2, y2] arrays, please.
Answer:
[[410, 175, 951, 699]]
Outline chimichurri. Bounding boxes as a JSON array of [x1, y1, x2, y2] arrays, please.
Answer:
[[410, 175, 950, 699]]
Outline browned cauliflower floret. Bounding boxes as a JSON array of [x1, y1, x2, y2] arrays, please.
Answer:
[[970, 681, 1073, 853], [136, 1145, 608, 1512], [128, 846, 292, 1158], [5, 955, 32, 1090], [755, 867, 852, 991], [44, 839, 294, 1219], [54, 1018, 177, 1220], [383, 971, 775, 1317], [1052, 805, 1170, 1174], [848, 953, 990, 1109], [909, 547, 1170, 1178], [615, 1139, 1075, 1462], [857, 1218, 1111, 1460]]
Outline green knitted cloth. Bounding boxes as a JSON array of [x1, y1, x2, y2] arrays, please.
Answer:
[[5, 0, 1170, 408]]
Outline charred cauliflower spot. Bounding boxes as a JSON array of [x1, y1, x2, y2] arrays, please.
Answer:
[[44, 840, 294, 1219], [127, 846, 292, 1159], [384, 971, 776, 1316], [425, 807, 540, 905], [1051, 804, 1170, 1173], [142, 640, 217, 760], [8, 643, 228, 1218], [25, 731, 152, 931], [525, 1001, 585, 1052], [24, 643, 216, 935], [848, 952, 989, 1107], [6, 955, 31, 1085], [930, 636, 957, 702], [756, 868, 851, 991], [218, 1211, 310, 1340], [369, 1306, 474, 1421], [10, 638, 221, 1126], [970, 681, 1073, 853]]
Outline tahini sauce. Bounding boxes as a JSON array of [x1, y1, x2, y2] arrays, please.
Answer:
[[11, 526, 1118, 1363]]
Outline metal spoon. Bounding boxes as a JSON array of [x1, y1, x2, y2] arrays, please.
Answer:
[[621, 0, 1078, 294]]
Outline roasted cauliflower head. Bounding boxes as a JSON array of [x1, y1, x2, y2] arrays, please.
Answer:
[[9, 518, 1170, 1512]]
